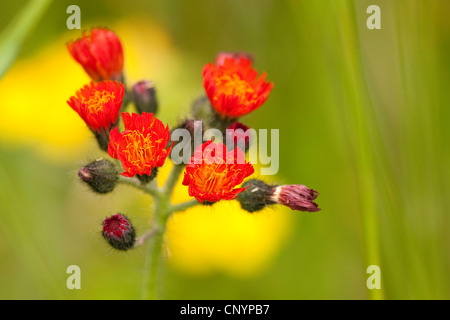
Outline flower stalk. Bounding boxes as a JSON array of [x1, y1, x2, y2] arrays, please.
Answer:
[[115, 144, 201, 300], [141, 195, 168, 300], [138, 163, 196, 300]]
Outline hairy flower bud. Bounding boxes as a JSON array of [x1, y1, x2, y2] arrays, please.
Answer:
[[132, 80, 158, 114], [226, 122, 251, 152], [169, 119, 204, 163], [78, 158, 118, 194], [102, 214, 136, 250], [238, 179, 320, 213], [215, 52, 254, 66], [237, 179, 276, 213], [191, 95, 213, 121]]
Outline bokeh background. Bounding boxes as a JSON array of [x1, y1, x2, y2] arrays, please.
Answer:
[[0, 0, 448, 299]]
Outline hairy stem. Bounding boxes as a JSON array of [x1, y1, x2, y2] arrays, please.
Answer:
[[140, 163, 198, 300], [117, 175, 160, 197], [141, 233, 164, 299], [141, 196, 168, 300], [162, 163, 186, 196], [134, 226, 159, 248], [170, 199, 200, 213]]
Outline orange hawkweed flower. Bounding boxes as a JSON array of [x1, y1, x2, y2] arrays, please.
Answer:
[[67, 80, 124, 151], [67, 80, 124, 133], [67, 28, 124, 82], [182, 140, 255, 203], [108, 112, 172, 178], [203, 52, 274, 119]]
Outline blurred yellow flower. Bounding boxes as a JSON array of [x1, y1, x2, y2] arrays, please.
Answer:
[[167, 200, 292, 277], [158, 161, 293, 277], [0, 17, 293, 278]]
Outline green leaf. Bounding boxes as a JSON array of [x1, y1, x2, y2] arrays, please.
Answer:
[[0, 0, 52, 79]]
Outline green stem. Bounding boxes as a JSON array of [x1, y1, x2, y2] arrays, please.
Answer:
[[134, 226, 159, 248], [142, 232, 165, 299], [162, 164, 186, 195], [118, 163, 199, 299], [140, 163, 198, 300], [141, 196, 168, 300], [169, 199, 200, 213], [117, 176, 160, 197]]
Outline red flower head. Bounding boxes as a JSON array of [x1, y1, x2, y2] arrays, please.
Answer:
[[67, 28, 124, 81], [108, 112, 172, 178], [102, 214, 136, 250], [182, 140, 255, 203], [67, 80, 124, 133], [203, 52, 274, 119]]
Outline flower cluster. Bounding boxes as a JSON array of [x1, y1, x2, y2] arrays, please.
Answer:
[[66, 27, 320, 252]]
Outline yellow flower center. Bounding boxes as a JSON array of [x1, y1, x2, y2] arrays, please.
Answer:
[[194, 164, 231, 194], [215, 73, 255, 101], [122, 131, 155, 168], [84, 90, 116, 114]]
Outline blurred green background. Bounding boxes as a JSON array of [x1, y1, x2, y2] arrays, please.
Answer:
[[0, 0, 448, 299]]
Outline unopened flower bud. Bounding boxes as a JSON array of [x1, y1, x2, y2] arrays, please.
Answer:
[[182, 118, 196, 134], [132, 80, 158, 114], [102, 214, 136, 250], [237, 179, 277, 213], [237, 179, 320, 213], [191, 95, 213, 121], [215, 51, 254, 66], [226, 122, 251, 152], [78, 158, 118, 194], [169, 119, 204, 162], [272, 184, 320, 212]]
